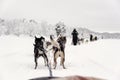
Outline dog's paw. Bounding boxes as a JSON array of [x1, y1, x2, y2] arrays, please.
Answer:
[[53, 66, 56, 69], [63, 66, 66, 69]]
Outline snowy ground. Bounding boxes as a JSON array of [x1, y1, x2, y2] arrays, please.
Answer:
[[0, 35, 120, 80]]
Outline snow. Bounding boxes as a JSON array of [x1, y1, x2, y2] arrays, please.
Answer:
[[0, 35, 120, 80]]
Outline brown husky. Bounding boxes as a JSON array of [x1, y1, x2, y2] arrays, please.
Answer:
[[50, 35, 67, 69]]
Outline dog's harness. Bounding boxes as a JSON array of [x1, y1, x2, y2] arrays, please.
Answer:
[[53, 46, 60, 52], [37, 47, 47, 55]]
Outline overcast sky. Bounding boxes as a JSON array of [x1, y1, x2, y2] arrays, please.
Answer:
[[0, 0, 120, 33]]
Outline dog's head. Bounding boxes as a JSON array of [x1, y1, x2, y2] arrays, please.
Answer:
[[34, 36, 45, 48], [35, 36, 45, 43]]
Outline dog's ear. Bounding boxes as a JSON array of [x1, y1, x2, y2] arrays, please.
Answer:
[[35, 36, 37, 39], [50, 35, 53, 40], [40, 36, 45, 42], [41, 36, 45, 40]]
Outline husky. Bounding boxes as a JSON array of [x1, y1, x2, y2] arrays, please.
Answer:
[[50, 35, 66, 69], [33, 36, 48, 69]]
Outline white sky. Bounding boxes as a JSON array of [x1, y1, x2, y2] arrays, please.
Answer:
[[0, 0, 120, 33]]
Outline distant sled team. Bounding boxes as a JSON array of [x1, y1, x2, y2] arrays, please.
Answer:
[[71, 28, 98, 45], [33, 35, 66, 69]]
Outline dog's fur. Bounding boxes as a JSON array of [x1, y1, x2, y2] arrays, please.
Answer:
[[33, 36, 48, 69], [50, 35, 66, 69]]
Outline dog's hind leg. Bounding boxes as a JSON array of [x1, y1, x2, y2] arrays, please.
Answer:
[[62, 58, 66, 69], [60, 57, 66, 69], [60, 52, 66, 69], [43, 54, 49, 66], [54, 51, 60, 69], [44, 58, 47, 66], [43, 55, 47, 66], [53, 57, 57, 69], [34, 57, 38, 69]]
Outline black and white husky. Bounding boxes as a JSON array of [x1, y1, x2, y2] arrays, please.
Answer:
[[33, 36, 48, 69]]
